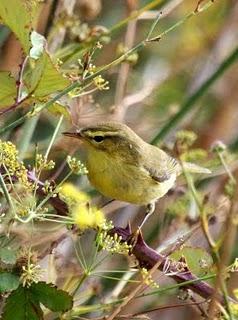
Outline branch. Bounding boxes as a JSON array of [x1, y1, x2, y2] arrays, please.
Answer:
[[109, 226, 225, 303]]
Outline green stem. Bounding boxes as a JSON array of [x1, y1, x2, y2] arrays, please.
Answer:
[[45, 114, 64, 159], [110, 0, 167, 34], [152, 46, 238, 144], [72, 272, 89, 297], [217, 152, 236, 183], [0, 172, 14, 211], [18, 115, 40, 159], [35, 170, 72, 212]]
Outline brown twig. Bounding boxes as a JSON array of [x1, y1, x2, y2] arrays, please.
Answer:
[[112, 0, 138, 120], [130, 299, 208, 317]]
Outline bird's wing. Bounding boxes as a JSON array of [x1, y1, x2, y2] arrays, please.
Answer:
[[143, 145, 180, 183], [144, 166, 171, 182]]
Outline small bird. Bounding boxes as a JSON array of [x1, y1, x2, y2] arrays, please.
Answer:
[[63, 122, 210, 228]]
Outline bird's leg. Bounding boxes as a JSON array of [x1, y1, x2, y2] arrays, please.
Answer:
[[139, 202, 155, 229], [128, 203, 156, 250]]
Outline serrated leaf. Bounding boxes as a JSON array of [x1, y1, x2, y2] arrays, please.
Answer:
[[2, 285, 43, 320], [0, 247, 17, 264], [26, 51, 70, 97], [170, 246, 213, 277], [0, 273, 19, 293], [0, 0, 38, 54], [30, 282, 73, 312], [0, 72, 17, 108], [30, 31, 46, 60]]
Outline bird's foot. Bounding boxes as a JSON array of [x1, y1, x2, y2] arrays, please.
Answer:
[[128, 227, 142, 253], [138, 202, 155, 229]]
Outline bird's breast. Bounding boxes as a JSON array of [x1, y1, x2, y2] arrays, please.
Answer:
[[86, 151, 176, 205]]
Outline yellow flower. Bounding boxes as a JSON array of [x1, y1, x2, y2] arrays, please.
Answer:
[[72, 205, 105, 231], [230, 302, 238, 316], [59, 183, 89, 206], [59, 183, 105, 230]]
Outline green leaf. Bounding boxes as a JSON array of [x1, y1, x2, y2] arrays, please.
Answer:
[[170, 246, 213, 277], [26, 51, 70, 97], [0, 273, 19, 293], [30, 282, 73, 312], [2, 285, 43, 320], [0, 0, 38, 54], [2, 282, 72, 320], [0, 72, 17, 108], [0, 247, 17, 264]]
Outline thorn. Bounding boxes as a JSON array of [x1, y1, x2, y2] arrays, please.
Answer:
[[125, 222, 132, 234], [136, 229, 146, 246]]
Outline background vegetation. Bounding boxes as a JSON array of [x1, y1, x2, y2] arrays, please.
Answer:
[[0, 0, 238, 319]]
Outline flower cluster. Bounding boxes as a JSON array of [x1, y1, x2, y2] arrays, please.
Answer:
[[20, 263, 43, 287], [97, 230, 131, 255], [17, 249, 43, 287], [93, 75, 109, 91], [0, 140, 32, 190], [140, 267, 159, 289], [176, 130, 197, 149], [36, 154, 55, 171], [59, 183, 105, 230], [67, 156, 88, 175]]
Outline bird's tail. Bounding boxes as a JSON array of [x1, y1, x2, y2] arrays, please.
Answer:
[[183, 162, 211, 174]]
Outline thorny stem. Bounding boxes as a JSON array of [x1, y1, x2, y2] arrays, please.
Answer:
[[107, 227, 225, 302]]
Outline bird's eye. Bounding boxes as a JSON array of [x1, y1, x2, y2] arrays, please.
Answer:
[[92, 135, 104, 143]]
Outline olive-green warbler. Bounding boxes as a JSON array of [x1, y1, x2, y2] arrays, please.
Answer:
[[63, 122, 210, 228]]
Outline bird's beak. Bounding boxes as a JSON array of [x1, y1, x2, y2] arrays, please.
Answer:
[[62, 131, 82, 139]]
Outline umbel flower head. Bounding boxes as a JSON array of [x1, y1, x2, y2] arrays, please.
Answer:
[[0, 140, 32, 190]]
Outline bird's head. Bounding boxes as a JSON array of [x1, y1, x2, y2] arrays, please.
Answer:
[[63, 122, 143, 159]]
